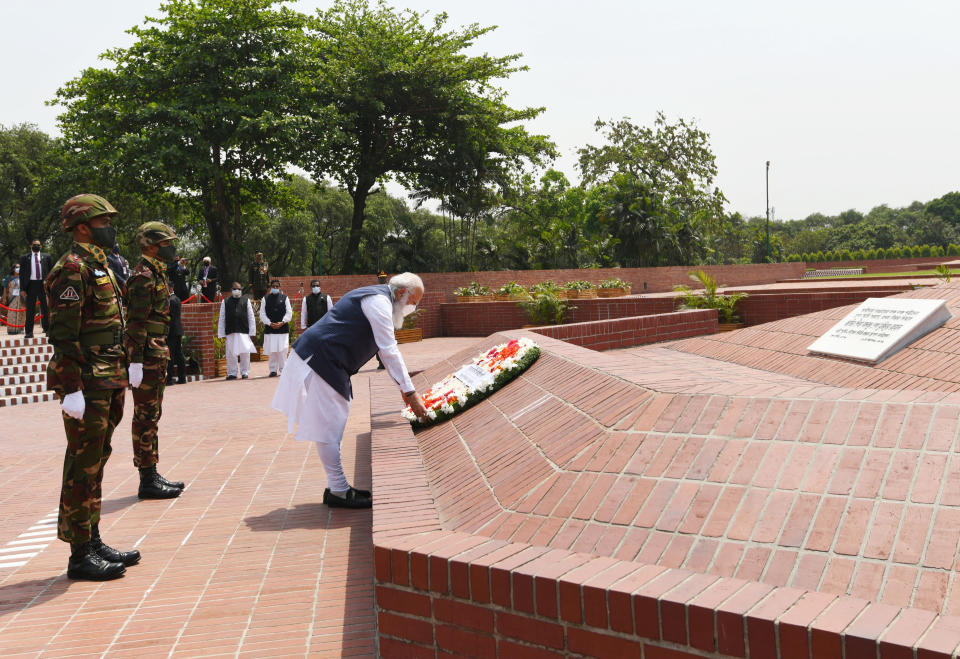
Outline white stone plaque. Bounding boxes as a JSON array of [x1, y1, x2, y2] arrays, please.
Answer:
[[454, 363, 495, 389], [808, 297, 951, 363]]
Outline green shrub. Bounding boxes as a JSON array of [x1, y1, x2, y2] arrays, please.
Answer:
[[518, 292, 574, 325], [599, 277, 630, 289], [921, 244, 933, 257], [949, 244, 960, 256], [454, 281, 490, 297], [563, 279, 594, 291]]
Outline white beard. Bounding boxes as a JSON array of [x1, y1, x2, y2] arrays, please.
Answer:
[[392, 295, 407, 330]]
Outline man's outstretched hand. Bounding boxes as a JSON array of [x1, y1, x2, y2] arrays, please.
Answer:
[[402, 390, 427, 421]]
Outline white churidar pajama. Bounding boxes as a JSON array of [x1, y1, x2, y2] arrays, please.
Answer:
[[271, 294, 414, 493], [259, 295, 293, 374], [217, 298, 256, 377]]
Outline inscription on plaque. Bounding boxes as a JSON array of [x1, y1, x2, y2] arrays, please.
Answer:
[[454, 363, 494, 389], [808, 298, 951, 363]]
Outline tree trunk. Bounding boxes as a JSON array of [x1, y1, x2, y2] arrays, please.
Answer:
[[342, 184, 371, 274]]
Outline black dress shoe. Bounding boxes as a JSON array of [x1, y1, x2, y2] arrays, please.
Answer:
[[322, 487, 372, 509], [138, 466, 182, 499], [225, 375, 237, 380], [178, 378, 187, 384], [67, 542, 125, 581], [241, 374, 249, 379], [325, 486, 371, 498], [269, 371, 277, 377]]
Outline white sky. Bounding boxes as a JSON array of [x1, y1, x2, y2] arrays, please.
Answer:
[[2, 0, 958, 221]]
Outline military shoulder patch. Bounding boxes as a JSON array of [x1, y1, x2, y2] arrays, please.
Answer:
[[60, 286, 80, 301]]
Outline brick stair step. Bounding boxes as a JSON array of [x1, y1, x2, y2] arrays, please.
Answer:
[[0, 390, 57, 407], [0, 347, 53, 359], [0, 363, 48, 376], [0, 354, 50, 366], [0, 372, 45, 386], [0, 382, 48, 396]]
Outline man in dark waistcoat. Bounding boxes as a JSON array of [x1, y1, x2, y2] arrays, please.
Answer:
[[217, 282, 257, 379], [47, 193, 140, 580], [300, 279, 333, 330], [259, 279, 292, 377], [271, 273, 427, 508]]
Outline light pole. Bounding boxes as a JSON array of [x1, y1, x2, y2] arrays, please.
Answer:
[[765, 161, 771, 262]]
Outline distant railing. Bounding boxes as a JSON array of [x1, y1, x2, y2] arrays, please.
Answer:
[[803, 267, 864, 278]]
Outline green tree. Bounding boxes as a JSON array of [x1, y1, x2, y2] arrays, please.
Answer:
[[0, 124, 69, 268], [300, 0, 552, 273], [52, 0, 316, 282], [577, 113, 726, 267]]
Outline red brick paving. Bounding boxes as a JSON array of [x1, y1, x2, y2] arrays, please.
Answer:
[[0, 337, 477, 657]]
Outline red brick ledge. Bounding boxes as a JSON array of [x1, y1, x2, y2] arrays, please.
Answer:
[[368, 343, 960, 658], [529, 309, 717, 352]]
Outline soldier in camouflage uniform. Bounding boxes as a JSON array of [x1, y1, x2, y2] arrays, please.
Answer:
[[47, 194, 141, 581], [125, 222, 184, 499]]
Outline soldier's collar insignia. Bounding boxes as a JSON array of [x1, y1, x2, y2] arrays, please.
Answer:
[[60, 286, 80, 301], [143, 254, 167, 274], [75, 242, 108, 267]]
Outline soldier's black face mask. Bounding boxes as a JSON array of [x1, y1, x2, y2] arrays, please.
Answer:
[[31, 244, 40, 252], [89, 225, 117, 249], [157, 245, 178, 262]]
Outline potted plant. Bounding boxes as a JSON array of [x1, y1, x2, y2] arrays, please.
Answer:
[[529, 280, 567, 299], [212, 314, 227, 377], [495, 281, 529, 301], [395, 309, 423, 343], [674, 269, 748, 331], [453, 281, 491, 302], [563, 280, 597, 299], [597, 277, 632, 297], [518, 291, 575, 326]]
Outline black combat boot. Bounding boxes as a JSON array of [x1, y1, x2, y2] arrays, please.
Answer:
[[90, 524, 141, 566], [67, 541, 125, 581], [158, 473, 185, 490], [138, 465, 182, 499]]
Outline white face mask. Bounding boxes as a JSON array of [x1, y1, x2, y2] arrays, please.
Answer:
[[231, 289, 241, 298], [311, 286, 321, 294], [270, 288, 280, 295]]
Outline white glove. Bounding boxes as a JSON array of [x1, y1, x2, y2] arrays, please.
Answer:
[[61, 391, 85, 420], [129, 363, 144, 388]]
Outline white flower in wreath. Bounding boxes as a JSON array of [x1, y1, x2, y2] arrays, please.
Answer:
[[441, 403, 455, 414], [427, 409, 437, 420]]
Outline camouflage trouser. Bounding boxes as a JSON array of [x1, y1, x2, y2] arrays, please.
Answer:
[[58, 387, 125, 544], [131, 358, 167, 468]]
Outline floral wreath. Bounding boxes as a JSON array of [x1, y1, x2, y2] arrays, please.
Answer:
[[402, 338, 541, 427]]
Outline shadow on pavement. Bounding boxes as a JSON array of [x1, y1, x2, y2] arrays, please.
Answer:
[[100, 494, 140, 515], [0, 576, 71, 613], [244, 503, 369, 532]]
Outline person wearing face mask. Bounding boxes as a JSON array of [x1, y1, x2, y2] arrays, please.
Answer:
[[259, 279, 292, 377], [3, 264, 24, 335], [196, 256, 218, 303], [271, 272, 428, 509], [46, 194, 139, 581], [18, 239, 53, 338], [124, 222, 184, 500], [300, 279, 333, 330], [217, 282, 257, 380], [106, 244, 130, 287]]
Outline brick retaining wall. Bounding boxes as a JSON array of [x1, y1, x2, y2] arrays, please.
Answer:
[[530, 310, 717, 351]]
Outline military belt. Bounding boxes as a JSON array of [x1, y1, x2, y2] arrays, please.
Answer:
[[80, 328, 122, 347]]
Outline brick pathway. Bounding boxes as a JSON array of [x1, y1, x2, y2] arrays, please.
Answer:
[[0, 337, 476, 657]]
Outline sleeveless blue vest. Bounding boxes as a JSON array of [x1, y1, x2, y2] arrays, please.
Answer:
[[293, 284, 392, 400]]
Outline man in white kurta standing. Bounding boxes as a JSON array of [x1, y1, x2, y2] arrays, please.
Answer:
[[271, 272, 428, 508], [259, 279, 292, 377], [217, 282, 256, 380]]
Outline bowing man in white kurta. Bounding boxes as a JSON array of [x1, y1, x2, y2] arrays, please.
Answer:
[[217, 284, 256, 379], [271, 272, 428, 508], [259, 280, 293, 376]]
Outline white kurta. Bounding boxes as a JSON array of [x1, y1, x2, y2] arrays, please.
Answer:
[[301, 294, 334, 328], [259, 294, 293, 354], [271, 293, 415, 492], [217, 298, 256, 377]]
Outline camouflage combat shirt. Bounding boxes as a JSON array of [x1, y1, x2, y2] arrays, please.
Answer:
[[45, 242, 128, 394], [124, 254, 171, 363]]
